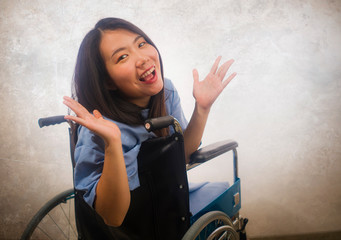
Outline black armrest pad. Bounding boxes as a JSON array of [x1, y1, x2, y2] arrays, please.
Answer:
[[189, 140, 238, 164]]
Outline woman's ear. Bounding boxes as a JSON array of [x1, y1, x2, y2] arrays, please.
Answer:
[[105, 79, 117, 90]]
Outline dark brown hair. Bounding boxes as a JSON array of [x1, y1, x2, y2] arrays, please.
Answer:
[[72, 18, 168, 136]]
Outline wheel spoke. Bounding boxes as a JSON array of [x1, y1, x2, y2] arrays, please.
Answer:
[[207, 224, 237, 240], [36, 225, 55, 240], [218, 231, 227, 240], [59, 201, 77, 238], [227, 231, 232, 240], [21, 189, 76, 240], [47, 212, 69, 239]]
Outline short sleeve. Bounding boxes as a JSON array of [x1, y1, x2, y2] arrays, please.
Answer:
[[164, 79, 188, 132], [74, 121, 154, 208], [73, 126, 105, 207]]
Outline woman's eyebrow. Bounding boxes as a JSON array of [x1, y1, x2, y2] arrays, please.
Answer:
[[111, 35, 144, 59]]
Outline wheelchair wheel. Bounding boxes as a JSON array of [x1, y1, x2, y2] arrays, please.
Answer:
[[182, 211, 239, 240], [21, 188, 77, 240]]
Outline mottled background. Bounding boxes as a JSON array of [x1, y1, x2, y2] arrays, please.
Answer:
[[1, 0, 341, 239]]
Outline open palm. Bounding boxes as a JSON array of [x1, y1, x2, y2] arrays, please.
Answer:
[[63, 96, 121, 145], [193, 56, 236, 110]]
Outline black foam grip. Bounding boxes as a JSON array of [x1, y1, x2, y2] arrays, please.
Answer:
[[144, 116, 175, 132]]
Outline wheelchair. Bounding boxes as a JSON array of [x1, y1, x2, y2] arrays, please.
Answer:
[[21, 115, 248, 240]]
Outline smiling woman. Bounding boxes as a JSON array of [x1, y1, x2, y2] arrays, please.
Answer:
[[72, 18, 168, 131], [62, 17, 236, 239]]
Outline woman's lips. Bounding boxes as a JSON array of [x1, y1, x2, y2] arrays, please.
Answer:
[[139, 65, 155, 81], [142, 69, 157, 84]]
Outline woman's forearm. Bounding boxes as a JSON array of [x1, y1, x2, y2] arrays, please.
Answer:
[[183, 103, 210, 163], [62, 97, 131, 226], [184, 57, 236, 163], [94, 139, 130, 227]]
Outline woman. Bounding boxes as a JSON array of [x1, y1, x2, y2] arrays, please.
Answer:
[[63, 17, 236, 229]]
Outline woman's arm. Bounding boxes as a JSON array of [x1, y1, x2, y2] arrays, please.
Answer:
[[63, 96, 130, 227], [95, 137, 130, 227], [183, 57, 236, 163]]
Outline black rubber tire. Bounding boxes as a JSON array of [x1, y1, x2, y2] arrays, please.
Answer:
[[20, 188, 76, 240]]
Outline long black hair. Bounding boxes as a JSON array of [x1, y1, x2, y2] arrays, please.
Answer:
[[72, 18, 168, 136]]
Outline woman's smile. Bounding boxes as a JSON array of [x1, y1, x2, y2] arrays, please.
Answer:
[[139, 65, 157, 83]]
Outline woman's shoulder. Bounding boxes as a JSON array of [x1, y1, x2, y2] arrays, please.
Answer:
[[164, 78, 179, 103], [164, 78, 176, 92]]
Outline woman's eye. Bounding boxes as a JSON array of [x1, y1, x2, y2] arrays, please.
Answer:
[[117, 54, 128, 62], [139, 42, 146, 48]]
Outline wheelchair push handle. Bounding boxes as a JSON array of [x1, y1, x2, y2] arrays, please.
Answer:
[[144, 116, 183, 134], [38, 115, 67, 128]]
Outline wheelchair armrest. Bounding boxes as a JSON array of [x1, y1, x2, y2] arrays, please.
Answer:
[[187, 140, 238, 170]]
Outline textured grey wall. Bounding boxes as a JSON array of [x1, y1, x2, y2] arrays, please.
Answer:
[[1, 0, 341, 239]]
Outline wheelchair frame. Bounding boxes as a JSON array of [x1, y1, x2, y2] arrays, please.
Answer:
[[21, 115, 247, 240]]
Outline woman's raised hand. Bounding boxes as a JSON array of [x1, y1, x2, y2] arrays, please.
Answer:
[[63, 96, 121, 145], [192, 56, 236, 111]]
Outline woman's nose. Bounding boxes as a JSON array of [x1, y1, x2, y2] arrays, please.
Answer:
[[136, 55, 148, 68]]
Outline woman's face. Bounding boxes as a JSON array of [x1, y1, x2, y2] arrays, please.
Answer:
[[99, 29, 163, 108]]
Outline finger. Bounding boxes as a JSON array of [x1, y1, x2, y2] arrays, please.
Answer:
[[63, 99, 82, 116], [192, 69, 199, 84], [93, 109, 103, 119], [217, 59, 235, 80], [210, 56, 222, 74], [63, 96, 77, 105], [63, 96, 79, 110], [63, 96, 88, 117], [63, 96, 84, 110], [64, 114, 87, 126], [222, 72, 237, 88]]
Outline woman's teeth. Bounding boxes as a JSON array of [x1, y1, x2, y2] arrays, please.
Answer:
[[140, 66, 155, 81]]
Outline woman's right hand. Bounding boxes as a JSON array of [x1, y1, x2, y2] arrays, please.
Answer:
[[63, 96, 121, 146]]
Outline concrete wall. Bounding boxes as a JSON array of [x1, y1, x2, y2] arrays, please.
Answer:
[[1, 0, 341, 239]]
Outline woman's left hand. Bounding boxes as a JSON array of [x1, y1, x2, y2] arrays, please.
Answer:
[[192, 56, 236, 111]]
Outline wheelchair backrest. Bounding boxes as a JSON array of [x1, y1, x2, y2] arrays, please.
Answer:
[[73, 131, 191, 240]]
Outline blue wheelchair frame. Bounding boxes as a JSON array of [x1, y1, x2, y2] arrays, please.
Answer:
[[188, 140, 241, 224]]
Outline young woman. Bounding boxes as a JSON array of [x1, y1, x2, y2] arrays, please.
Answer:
[[63, 17, 236, 228]]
